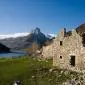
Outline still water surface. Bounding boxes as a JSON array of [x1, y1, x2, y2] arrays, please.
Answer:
[[0, 50, 27, 58]]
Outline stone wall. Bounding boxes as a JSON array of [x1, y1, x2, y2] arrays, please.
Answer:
[[53, 29, 85, 71], [42, 28, 85, 71], [41, 43, 54, 59]]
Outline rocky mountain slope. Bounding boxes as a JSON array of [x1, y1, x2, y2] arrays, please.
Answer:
[[0, 28, 49, 50], [76, 23, 85, 35]]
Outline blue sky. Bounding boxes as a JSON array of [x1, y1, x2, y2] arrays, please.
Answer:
[[0, 0, 85, 34]]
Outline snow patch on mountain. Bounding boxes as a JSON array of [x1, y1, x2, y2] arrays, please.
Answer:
[[0, 32, 30, 39], [0, 31, 56, 40], [47, 34, 56, 39]]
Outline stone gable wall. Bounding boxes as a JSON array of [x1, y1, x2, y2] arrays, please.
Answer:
[[53, 29, 85, 71], [42, 29, 85, 71]]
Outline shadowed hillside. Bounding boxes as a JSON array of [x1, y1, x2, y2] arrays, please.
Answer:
[[0, 43, 10, 53]]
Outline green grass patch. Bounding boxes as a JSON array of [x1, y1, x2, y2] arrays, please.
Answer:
[[0, 56, 80, 85]]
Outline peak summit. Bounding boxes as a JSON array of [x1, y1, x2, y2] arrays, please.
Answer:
[[32, 27, 41, 34]]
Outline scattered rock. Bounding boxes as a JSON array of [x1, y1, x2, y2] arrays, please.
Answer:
[[49, 69, 53, 73], [32, 76, 35, 79], [62, 73, 85, 85]]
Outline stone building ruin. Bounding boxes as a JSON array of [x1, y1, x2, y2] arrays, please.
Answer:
[[42, 23, 85, 71]]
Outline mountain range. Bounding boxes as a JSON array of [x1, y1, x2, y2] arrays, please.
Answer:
[[0, 28, 54, 50]]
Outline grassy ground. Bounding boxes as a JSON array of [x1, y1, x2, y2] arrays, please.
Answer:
[[0, 56, 80, 85]]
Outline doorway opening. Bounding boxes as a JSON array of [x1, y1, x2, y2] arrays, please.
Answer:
[[60, 41, 63, 46], [70, 55, 75, 66]]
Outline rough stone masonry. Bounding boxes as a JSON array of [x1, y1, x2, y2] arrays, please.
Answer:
[[42, 23, 85, 72]]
